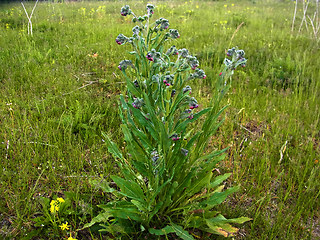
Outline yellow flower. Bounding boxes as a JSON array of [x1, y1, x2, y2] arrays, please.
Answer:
[[50, 205, 55, 213], [50, 200, 56, 206], [60, 222, 70, 231], [57, 197, 65, 203], [224, 4, 227, 8], [67, 234, 77, 240]]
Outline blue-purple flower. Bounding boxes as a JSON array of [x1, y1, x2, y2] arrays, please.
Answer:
[[183, 85, 192, 94], [118, 60, 133, 71], [116, 34, 128, 45], [181, 148, 189, 156], [189, 68, 206, 80], [132, 98, 144, 109], [189, 97, 199, 109], [169, 29, 180, 39], [170, 133, 180, 141], [163, 74, 174, 86], [146, 4, 155, 15], [121, 5, 131, 16], [166, 46, 179, 56], [179, 48, 189, 58], [186, 55, 199, 70]]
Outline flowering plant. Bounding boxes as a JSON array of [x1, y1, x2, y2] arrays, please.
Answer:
[[33, 196, 78, 239], [86, 4, 250, 239]]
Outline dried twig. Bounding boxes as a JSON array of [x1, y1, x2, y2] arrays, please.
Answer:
[[299, 0, 310, 32], [21, 0, 39, 35], [229, 22, 245, 47], [292, 0, 298, 32]]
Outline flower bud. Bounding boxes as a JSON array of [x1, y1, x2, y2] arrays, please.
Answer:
[[170, 133, 180, 141], [160, 19, 169, 30], [146, 4, 155, 15], [183, 85, 192, 94], [181, 148, 189, 156], [132, 98, 144, 109], [116, 34, 128, 45], [166, 46, 178, 56], [189, 97, 198, 109], [120, 5, 131, 16], [171, 89, 176, 97], [118, 60, 133, 71], [179, 48, 189, 58], [169, 29, 180, 39], [132, 26, 140, 36]]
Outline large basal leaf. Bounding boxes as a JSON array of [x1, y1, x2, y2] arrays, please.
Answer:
[[101, 132, 124, 161], [209, 173, 232, 189], [149, 225, 175, 235], [170, 223, 195, 240], [207, 214, 252, 225], [200, 186, 240, 209], [82, 211, 112, 229], [111, 175, 146, 202], [89, 179, 115, 193], [149, 223, 195, 240]]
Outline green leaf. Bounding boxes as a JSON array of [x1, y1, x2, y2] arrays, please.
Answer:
[[90, 179, 115, 193], [112, 175, 145, 202], [102, 132, 124, 161], [82, 211, 112, 229], [210, 173, 232, 189], [131, 199, 147, 212], [170, 223, 195, 240], [207, 214, 252, 225], [200, 186, 240, 209], [128, 104, 159, 142], [175, 108, 211, 133], [149, 225, 175, 235]]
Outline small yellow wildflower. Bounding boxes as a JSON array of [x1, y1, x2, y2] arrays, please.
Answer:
[[196, 5, 199, 9], [224, 4, 227, 8], [232, 4, 235, 7], [60, 222, 70, 231], [57, 197, 65, 203], [67, 234, 77, 240]]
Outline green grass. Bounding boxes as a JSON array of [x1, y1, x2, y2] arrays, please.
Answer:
[[0, 0, 319, 239]]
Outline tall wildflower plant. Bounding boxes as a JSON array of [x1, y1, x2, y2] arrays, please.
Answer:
[[85, 4, 250, 239]]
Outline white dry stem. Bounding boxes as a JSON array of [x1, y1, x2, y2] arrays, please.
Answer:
[[27, 141, 57, 148], [278, 140, 289, 164], [292, 0, 298, 32], [5, 140, 10, 160], [299, 0, 310, 33], [21, 0, 39, 35]]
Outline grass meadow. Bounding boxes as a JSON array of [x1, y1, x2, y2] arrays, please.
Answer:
[[0, 0, 319, 239]]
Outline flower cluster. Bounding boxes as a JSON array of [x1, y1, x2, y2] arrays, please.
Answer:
[[132, 98, 144, 109], [59, 222, 70, 231], [146, 4, 155, 16], [118, 60, 133, 71], [155, 18, 170, 30], [163, 73, 174, 86], [166, 45, 179, 56], [120, 5, 131, 16], [170, 133, 180, 141], [116, 34, 127, 45], [189, 68, 206, 80], [146, 49, 162, 62], [224, 47, 247, 69], [50, 197, 65, 213]]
